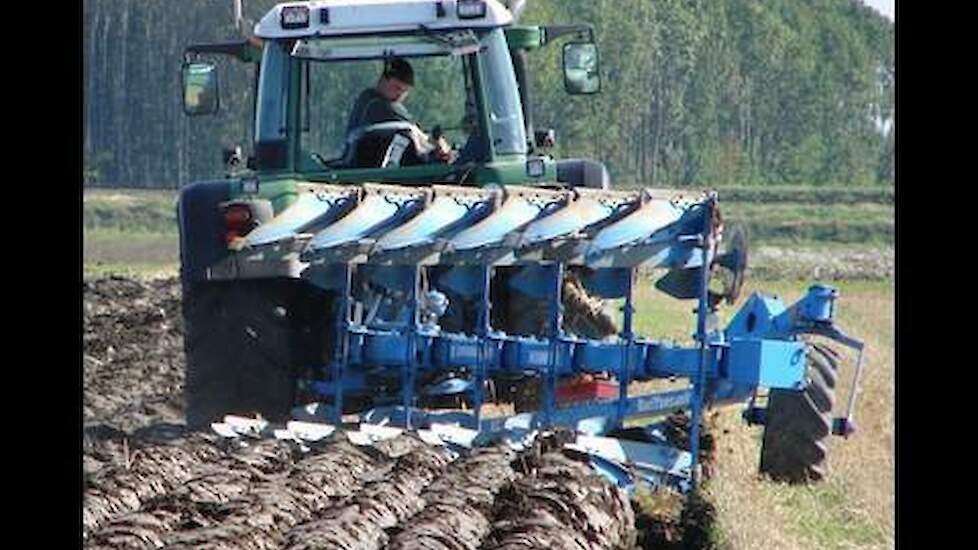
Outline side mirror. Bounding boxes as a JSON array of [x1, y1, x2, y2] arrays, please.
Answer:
[[562, 42, 600, 95], [534, 129, 556, 149], [223, 145, 246, 176], [182, 61, 220, 115]]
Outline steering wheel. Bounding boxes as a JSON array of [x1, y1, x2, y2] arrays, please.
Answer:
[[330, 122, 456, 168]]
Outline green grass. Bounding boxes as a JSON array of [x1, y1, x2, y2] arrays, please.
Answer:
[[722, 202, 893, 222], [83, 262, 180, 280], [83, 228, 178, 278], [614, 184, 894, 205], [714, 185, 893, 205], [84, 188, 177, 234], [752, 239, 890, 251], [721, 202, 893, 245], [778, 481, 887, 548], [83, 189, 180, 277]]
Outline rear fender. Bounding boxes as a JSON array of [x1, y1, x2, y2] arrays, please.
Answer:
[[556, 158, 610, 190], [178, 181, 231, 283]]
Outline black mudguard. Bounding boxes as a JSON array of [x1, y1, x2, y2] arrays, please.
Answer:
[[177, 180, 231, 283], [556, 158, 611, 190]]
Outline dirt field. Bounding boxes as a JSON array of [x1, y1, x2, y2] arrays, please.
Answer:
[[82, 275, 893, 549], [83, 276, 714, 548]]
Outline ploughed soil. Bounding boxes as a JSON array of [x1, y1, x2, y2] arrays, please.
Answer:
[[83, 276, 719, 549]]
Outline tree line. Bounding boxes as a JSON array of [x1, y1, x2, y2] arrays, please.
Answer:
[[83, 0, 893, 188]]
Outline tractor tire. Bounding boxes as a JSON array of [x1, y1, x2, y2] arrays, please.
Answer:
[[183, 279, 326, 430], [759, 345, 838, 483]]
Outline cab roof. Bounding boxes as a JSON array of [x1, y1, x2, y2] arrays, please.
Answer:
[[255, 0, 513, 40]]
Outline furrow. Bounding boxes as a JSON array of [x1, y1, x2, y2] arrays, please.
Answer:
[[155, 436, 411, 549], [385, 446, 518, 550], [83, 436, 225, 537], [481, 452, 636, 550], [84, 437, 298, 546], [283, 443, 454, 550]]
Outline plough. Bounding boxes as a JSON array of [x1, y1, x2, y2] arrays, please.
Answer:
[[201, 182, 864, 491]]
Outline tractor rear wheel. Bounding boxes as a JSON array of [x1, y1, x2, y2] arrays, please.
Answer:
[[182, 279, 330, 430], [759, 345, 838, 483]]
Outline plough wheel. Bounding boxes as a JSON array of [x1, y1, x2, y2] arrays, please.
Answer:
[[183, 279, 314, 429], [759, 344, 839, 483]]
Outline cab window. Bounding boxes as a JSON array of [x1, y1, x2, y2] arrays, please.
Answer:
[[299, 54, 469, 169]]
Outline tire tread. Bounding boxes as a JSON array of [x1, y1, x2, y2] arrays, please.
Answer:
[[759, 345, 837, 483]]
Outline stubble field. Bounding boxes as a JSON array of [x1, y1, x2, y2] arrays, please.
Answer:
[[636, 280, 894, 549]]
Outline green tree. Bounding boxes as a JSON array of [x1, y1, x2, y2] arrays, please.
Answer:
[[82, 0, 894, 188]]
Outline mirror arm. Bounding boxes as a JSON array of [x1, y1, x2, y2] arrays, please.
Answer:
[[542, 24, 594, 45], [185, 41, 261, 63]]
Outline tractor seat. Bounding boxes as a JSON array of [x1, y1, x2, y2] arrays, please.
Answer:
[[336, 121, 428, 169]]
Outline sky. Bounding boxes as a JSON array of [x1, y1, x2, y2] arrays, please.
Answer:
[[860, 0, 895, 20]]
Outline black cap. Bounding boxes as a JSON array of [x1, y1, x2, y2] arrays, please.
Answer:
[[383, 58, 415, 86]]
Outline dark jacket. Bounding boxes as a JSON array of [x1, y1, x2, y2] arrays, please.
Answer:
[[346, 88, 413, 133]]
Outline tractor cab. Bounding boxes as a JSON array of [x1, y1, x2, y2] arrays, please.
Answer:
[[182, 0, 605, 187]]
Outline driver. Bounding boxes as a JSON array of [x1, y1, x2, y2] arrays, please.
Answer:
[[346, 58, 452, 164]]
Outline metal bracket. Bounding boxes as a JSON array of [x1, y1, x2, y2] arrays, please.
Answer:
[[795, 323, 866, 438]]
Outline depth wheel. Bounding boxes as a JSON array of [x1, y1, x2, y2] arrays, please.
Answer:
[[759, 345, 838, 483]]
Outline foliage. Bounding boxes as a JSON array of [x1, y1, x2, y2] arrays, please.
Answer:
[[82, 0, 893, 188]]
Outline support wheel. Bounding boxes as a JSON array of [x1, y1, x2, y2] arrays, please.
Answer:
[[759, 345, 838, 483]]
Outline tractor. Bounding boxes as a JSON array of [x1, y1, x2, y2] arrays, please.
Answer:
[[178, 0, 865, 490]]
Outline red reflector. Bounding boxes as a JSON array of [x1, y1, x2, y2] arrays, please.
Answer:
[[224, 205, 254, 244], [224, 205, 252, 227], [556, 378, 619, 404]]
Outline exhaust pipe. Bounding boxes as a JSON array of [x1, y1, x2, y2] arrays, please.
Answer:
[[507, 0, 528, 21], [233, 0, 263, 47]]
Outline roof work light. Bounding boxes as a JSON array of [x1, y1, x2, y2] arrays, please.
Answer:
[[281, 5, 310, 29], [457, 0, 487, 19]]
